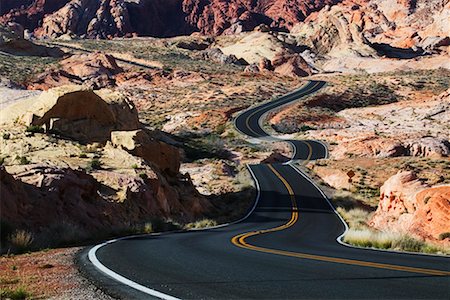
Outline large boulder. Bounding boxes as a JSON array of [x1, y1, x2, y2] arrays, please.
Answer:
[[111, 130, 181, 175], [369, 171, 450, 245], [29, 52, 123, 90], [0, 85, 140, 143], [271, 51, 313, 77]]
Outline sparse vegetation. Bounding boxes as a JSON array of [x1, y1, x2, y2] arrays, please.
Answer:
[[8, 230, 34, 254], [2, 133, 11, 140], [0, 286, 31, 300], [25, 125, 44, 134], [17, 156, 30, 165], [88, 158, 102, 170], [185, 219, 218, 229]]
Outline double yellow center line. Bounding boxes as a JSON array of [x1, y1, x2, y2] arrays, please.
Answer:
[[231, 164, 450, 277]]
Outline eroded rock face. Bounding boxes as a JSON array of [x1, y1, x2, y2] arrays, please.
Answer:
[[35, 0, 133, 39], [292, 0, 450, 56], [1, 163, 209, 237], [182, 0, 340, 35], [271, 51, 313, 77], [29, 52, 123, 90], [111, 130, 181, 175], [1, 0, 339, 38], [0, 85, 140, 143], [369, 171, 450, 244]]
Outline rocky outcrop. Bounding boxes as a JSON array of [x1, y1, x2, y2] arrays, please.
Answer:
[[292, 0, 450, 57], [271, 51, 313, 77], [35, 0, 133, 39], [1, 0, 338, 38], [182, 0, 340, 35], [0, 85, 140, 143], [369, 171, 450, 244], [111, 130, 181, 175], [29, 52, 123, 90], [1, 162, 209, 239], [0, 24, 64, 57], [198, 48, 246, 65]]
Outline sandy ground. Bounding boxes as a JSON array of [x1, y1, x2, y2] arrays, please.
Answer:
[[0, 248, 113, 299]]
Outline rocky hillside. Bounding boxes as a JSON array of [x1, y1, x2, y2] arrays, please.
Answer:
[[0, 0, 339, 38], [0, 85, 211, 250]]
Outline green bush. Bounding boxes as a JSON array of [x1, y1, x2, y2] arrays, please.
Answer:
[[17, 156, 30, 165], [25, 125, 44, 134], [0, 286, 31, 300], [2, 133, 11, 140], [89, 159, 102, 170]]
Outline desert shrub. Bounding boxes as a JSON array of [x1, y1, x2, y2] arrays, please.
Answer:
[[25, 125, 44, 134], [89, 159, 102, 170], [438, 232, 450, 240], [185, 219, 218, 229], [79, 153, 87, 158], [299, 125, 316, 132], [17, 156, 30, 165], [2, 133, 10, 140], [37, 221, 87, 248], [0, 286, 31, 300], [392, 236, 425, 252], [9, 230, 34, 253], [143, 223, 154, 234], [138, 173, 148, 180]]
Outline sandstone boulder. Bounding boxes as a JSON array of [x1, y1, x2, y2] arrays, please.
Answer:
[[29, 52, 123, 90], [199, 48, 244, 65], [369, 171, 450, 244], [0, 85, 140, 143], [272, 51, 313, 77], [111, 130, 181, 175]]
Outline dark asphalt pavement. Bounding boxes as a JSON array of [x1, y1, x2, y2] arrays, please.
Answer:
[[82, 80, 450, 299]]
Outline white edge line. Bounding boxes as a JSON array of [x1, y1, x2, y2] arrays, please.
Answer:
[[289, 163, 449, 258], [88, 242, 181, 300], [87, 164, 262, 298]]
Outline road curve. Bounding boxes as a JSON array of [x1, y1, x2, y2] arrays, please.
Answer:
[[81, 80, 450, 299]]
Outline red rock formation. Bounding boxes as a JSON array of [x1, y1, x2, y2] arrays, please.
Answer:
[[182, 0, 341, 35], [369, 171, 450, 245], [29, 52, 123, 90], [35, 0, 133, 39], [272, 51, 313, 77], [1, 0, 340, 38], [0, 0, 69, 31]]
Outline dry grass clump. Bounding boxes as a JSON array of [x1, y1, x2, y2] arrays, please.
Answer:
[[8, 230, 34, 254], [336, 207, 371, 230], [184, 219, 218, 229], [343, 229, 449, 254]]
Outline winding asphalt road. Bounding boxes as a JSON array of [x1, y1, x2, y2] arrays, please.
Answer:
[[81, 80, 449, 299]]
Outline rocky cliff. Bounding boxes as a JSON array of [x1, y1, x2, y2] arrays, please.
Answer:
[[0, 0, 339, 38], [0, 85, 210, 247]]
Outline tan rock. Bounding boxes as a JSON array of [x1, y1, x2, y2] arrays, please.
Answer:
[[1, 85, 140, 143], [111, 130, 180, 175]]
